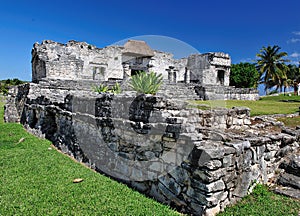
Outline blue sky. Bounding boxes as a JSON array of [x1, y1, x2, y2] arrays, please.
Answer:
[[1, 0, 300, 82]]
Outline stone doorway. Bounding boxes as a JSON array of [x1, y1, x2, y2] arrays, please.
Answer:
[[217, 70, 225, 85]]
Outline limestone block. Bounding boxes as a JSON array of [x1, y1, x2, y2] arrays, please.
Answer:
[[279, 154, 300, 177], [243, 118, 251, 125], [278, 173, 300, 189], [232, 118, 244, 125], [281, 134, 296, 146], [200, 160, 223, 170], [194, 140, 225, 159], [266, 142, 280, 152], [192, 179, 225, 193], [224, 140, 250, 156], [159, 174, 182, 196], [169, 166, 190, 186], [222, 155, 235, 168]]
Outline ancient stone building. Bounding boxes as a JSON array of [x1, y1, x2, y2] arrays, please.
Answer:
[[32, 40, 230, 85], [31, 39, 258, 100]]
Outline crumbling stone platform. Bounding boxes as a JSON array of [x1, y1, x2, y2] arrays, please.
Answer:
[[4, 83, 299, 215]]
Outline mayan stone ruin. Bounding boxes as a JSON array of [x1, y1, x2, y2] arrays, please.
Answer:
[[4, 40, 300, 216]]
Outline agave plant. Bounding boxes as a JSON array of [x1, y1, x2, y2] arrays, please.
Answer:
[[129, 71, 163, 94], [92, 84, 109, 93], [110, 82, 122, 94], [92, 82, 122, 94]]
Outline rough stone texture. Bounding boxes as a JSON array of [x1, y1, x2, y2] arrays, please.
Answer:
[[4, 82, 299, 216], [195, 85, 259, 101], [188, 53, 231, 86], [273, 152, 300, 199]]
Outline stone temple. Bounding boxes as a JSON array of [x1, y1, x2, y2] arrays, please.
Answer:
[[32, 40, 258, 100]]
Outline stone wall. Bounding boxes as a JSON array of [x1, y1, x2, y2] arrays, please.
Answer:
[[195, 85, 259, 101], [4, 83, 299, 215]]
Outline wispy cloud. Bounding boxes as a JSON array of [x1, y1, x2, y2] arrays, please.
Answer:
[[287, 38, 300, 44], [293, 31, 300, 36], [290, 52, 300, 58]]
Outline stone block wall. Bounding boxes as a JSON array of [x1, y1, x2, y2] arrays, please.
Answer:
[[4, 83, 299, 215], [195, 85, 259, 101]]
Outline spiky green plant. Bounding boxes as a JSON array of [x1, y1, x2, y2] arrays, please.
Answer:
[[92, 84, 109, 93], [111, 82, 122, 94], [129, 71, 163, 94], [92, 83, 122, 94]]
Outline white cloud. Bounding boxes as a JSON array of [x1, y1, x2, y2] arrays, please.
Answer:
[[287, 38, 300, 43], [290, 52, 300, 58], [293, 31, 300, 35]]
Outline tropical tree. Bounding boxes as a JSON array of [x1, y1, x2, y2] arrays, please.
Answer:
[[256, 45, 289, 93], [230, 62, 260, 88]]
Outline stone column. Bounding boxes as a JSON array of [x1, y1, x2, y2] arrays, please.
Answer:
[[122, 63, 131, 79], [185, 69, 190, 83], [166, 68, 172, 83], [173, 70, 178, 83]]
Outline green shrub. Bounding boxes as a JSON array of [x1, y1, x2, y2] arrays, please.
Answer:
[[129, 71, 163, 94]]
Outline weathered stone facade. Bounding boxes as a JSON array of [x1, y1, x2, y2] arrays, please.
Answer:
[[4, 83, 299, 215], [33, 40, 229, 85], [31, 39, 259, 101]]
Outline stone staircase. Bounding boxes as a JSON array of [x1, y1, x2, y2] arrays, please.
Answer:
[[157, 83, 200, 100], [273, 151, 300, 199]]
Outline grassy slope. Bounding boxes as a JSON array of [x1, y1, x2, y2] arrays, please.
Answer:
[[218, 184, 300, 216], [0, 102, 180, 216], [190, 95, 300, 116]]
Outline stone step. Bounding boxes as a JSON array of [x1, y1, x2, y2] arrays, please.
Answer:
[[277, 173, 300, 190], [273, 187, 300, 199]]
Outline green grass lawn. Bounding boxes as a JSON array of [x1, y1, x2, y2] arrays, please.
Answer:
[[0, 101, 180, 216], [190, 94, 300, 116], [218, 184, 300, 216]]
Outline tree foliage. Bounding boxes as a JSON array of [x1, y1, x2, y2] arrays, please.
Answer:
[[230, 62, 260, 88], [256, 45, 289, 92], [0, 78, 26, 95]]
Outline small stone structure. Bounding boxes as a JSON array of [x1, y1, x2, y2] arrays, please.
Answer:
[[4, 82, 299, 215], [31, 40, 259, 100]]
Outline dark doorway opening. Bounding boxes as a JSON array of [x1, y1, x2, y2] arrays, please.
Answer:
[[217, 70, 225, 85], [131, 70, 142, 76]]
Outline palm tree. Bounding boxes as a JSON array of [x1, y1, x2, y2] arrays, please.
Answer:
[[256, 45, 289, 93], [283, 78, 293, 95]]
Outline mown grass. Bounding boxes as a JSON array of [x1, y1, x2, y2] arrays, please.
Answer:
[[0, 102, 180, 216], [277, 116, 300, 128], [190, 94, 300, 116], [218, 184, 300, 216]]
